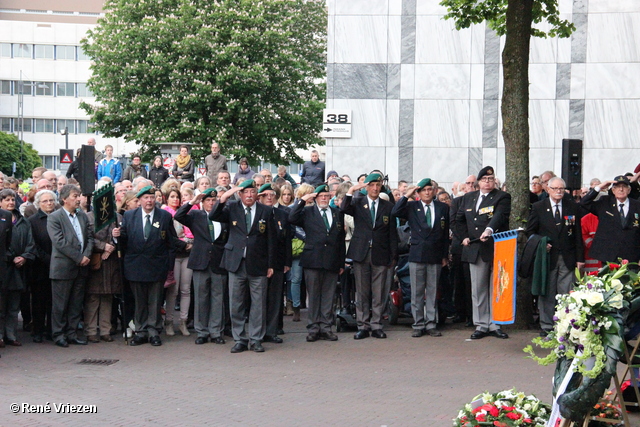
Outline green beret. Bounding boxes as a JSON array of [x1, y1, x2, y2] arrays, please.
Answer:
[[258, 183, 274, 194], [416, 178, 432, 190], [364, 173, 382, 184], [314, 184, 329, 194], [238, 179, 256, 189], [201, 188, 217, 198], [136, 185, 155, 198]]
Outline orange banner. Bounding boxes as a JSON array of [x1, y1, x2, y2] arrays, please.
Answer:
[[492, 230, 518, 324]]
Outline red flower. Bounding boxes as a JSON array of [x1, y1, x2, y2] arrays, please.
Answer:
[[493, 421, 508, 427], [502, 406, 515, 411], [587, 271, 599, 276], [476, 413, 487, 422], [609, 263, 620, 270], [622, 259, 629, 265], [506, 412, 521, 420], [523, 418, 533, 424], [489, 406, 500, 417]]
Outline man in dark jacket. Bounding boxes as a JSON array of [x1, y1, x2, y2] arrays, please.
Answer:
[[341, 173, 397, 339], [122, 154, 148, 182], [300, 150, 325, 187], [175, 188, 228, 345], [392, 178, 449, 337]]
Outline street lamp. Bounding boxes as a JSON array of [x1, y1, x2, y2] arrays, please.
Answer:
[[60, 126, 69, 149]]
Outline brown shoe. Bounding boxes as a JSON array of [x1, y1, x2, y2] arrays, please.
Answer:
[[284, 300, 294, 316], [292, 307, 301, 322], [100, 335, 114, 342], [87, 335, 100, 343], [5, 339, 22, 346]]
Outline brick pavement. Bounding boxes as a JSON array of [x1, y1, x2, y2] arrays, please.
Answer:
[[1, 312, 639, 426]]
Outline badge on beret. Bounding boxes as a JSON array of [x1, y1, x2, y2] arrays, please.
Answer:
[[364, 173, 382, 184], [238, 179, 256, 189]]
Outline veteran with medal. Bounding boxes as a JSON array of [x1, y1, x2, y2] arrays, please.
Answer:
[[341, 173, 397, 339], [455, 166, 511, 340], [112, 186, 184, 347]]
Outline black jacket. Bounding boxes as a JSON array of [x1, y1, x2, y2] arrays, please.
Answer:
[[271, 205, 293, 271], [149, 165, 170, 189], [28, 208, 52, 283]]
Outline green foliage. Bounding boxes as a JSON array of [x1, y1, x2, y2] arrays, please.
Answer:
[[0, 132, 41, 179], [81, 0, 327, 165], [440, 0, 575, 38]]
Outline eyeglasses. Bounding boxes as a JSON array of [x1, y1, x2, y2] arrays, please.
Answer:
[[548, 187, 565, 192], [479, 177, 495, 182], [541, 179, 550, 185], [465, 181, 475, 185], [531, 182, 541, 185]]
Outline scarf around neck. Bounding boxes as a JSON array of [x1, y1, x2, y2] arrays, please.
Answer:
[[176, 154, 191, 169]]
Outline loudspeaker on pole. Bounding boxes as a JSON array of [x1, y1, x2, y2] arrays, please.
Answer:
[[561, 139, 582, 191]]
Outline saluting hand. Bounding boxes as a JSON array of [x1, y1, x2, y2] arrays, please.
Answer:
[[347, 182, 366, 195], [220, 186, 241, 203], [404, 185, 418, 199]]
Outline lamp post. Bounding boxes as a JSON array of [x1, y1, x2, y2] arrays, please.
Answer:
[[60, 126, 69, 149]]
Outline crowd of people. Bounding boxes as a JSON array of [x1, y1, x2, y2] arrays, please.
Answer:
[[0, 138, 636, 356]]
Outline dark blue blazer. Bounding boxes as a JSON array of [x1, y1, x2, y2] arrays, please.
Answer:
[[120, 207, 180, 282], [392, 196, 449, 264], [271, 205, 292, 271], [289, 201, 345, 272]]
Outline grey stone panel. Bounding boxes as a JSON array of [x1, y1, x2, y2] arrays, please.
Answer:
[[484, 27, 501, 64], [468, 147, 482, 175], [483, 63, 500, 100], [387, 64, 401, 99], [571, 14, 588, 63], [332, 64, 387, 99], [398, 99, 414, 182], [401, 15, 416, 64], [482, 100, 499, 148], [573, 0, 588, 14], [326, 63, 334, 99], [556, 63, 571, 99], [569, 99, 585, 140], [402, 0, 416, 16]]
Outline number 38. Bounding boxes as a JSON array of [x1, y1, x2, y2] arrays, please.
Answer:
[[326, 114, 349, 124]]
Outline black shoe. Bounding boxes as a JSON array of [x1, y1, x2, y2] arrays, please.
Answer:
[[251, 342, 265, 353], [354, 330, 370, 340], [211, 337, 226, 345], [306, 333, 319, 342], [68, 338, 87, 345], [224, 328, 233, 337], [470, 330, 488, 340], [465, 320, 474, 327], [539, 329, 551, 337], [264, 335, 283, 344], [33, 334, 43, 343], [55, 339, 69, 348], [230, 343, 248, 353], [371, 330, 387, 339], [426, 328, 442, 337], [129, 335, 149, 346], [411, 329, 426, 338], [195, 336, 208, 345], [319, 332, 338, 341], [451, 315, 465, 323], [489, 329, 509, 339], [276, 328, 285, 335], [150, 336, 162, 346]]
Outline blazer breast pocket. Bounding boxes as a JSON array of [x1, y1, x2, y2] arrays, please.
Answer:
[[224, 243, 234, 251]]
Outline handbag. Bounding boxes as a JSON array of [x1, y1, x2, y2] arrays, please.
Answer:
[[90, 252, 102, 270]]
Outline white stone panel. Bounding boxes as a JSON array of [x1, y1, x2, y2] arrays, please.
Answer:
[[414, 64, 471, 99], [583, 100, 640, 149], [389, 0, 403, 15], [589, 0, 640, 13], [335, 0, 389, 15], [583, 149, 640, 184], [413, 100, 469, 148], [400, 64, 415, 99], [328, 146, 389, 182], [412, 147, 469, 184], [529, 22, 557, 64], [416, 1, 448, 15], [554, 100, 570, 144], [469, 64, 484, 100], [469, 100, 483, 148], [470, 23, 486, 64], [415, 16, 472, 64], [387, 15, 402, 64], [587, 13, 640, 63], [330, 99, 388, 147], [570, 63, 586, 100], [585, 64, 640, 99], [529, 100, 556, 148], [334, 16, 388, 64], [385, 100, 400, 147], [529, 64, 557, 99]]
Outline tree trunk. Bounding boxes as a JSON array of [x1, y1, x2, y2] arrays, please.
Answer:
[[502, 0, 533, 328]]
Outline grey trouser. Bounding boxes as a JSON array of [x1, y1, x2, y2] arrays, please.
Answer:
[[353, 250, 388, 331], [228, 260, 267, 345], [130, 280, 164, 337], [193, 269, 226, 338], [305, 268, 338, 334], [51, 277, 85, 342], [409, 262, 442, 331], [539, 255, 574, 330], [0, 289, 21, 341], [266, 270, 284, 337], [468, 258, 499, 332]]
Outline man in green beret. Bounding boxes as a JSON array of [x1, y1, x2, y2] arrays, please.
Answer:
[[341, 173, 398, 339]]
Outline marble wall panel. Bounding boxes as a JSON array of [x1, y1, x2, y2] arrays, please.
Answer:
[[470, 23, 486, 64], [401, 15, 416, 64], [414, 64, 471, 99], [403, 0, 417, 16], [587, 13, 640, 63], [469, 100, 484, 148], [571, 13, 588, 63], [483, 100, 499, 148], [388, 64, 401, 99], [586, 64, 640, 99], [413, 100, 470, 147], [329, 99, 388, 146], [556, 16, 573, 64], [326, 63, 334, 99], [400, 64, 415, 99], [484, 28, 501, 64], [529, 64, 557, 99], [470, 64, 485, 100], [469, 147, 482, 175], [386, 99, 400, 147], [334, 16, 388, 64], [530, 149, 563, 180], [389, 0, 403, 15], [589, 0, 640, 13], [583, 100, 640, 149], [570, 63, 586, 100], [556, 63, 571, 100], [399, 99, 415, 181], [412, 147, 470, 184], [569, 99, 585, 141], [332, 64, 387, 99], [388, 16, 402, 64], [385, 146, 400, 184], [557, 0, 573, 14], [416, 0, 447, 15], [573, 0, 588, 14], [529, 22, 558, 64], [335, 0, 390, 15], [415, 16, 472, 63], [583, 150, 640, 184], [554, 100, 570, 145], [327, 15, 335, 63], [328, 146, 389, 183], [480, 148, 506, 181], [529, 100, 557, 148]]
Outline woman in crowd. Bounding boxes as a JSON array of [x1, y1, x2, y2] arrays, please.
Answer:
[[117, 191, 139, 214], [0, 189, 36, 347], [194, 176, 211, 196], [171, 145, 195, 183], [149, 155, 169, 189], [162, 188, 193, 336], [97, 145, 122, 184], [232, 157, 254, 185], [279, 184, 295, 207]]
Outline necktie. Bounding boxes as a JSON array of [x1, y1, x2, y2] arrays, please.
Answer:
[[144, 214, 151, 240], [425, 204, 432, 228], [554, 204, 561, 226], [322, 208, 330, 231], [245, 207, 252, 232], [477, 194, 485, 212], [209, 220, 216, 242], [620, 203, 625, 226], [370, 200, 376, 226]]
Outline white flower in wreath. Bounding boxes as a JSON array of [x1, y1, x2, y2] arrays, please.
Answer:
[[604, 319, 613, 330], [609, 293, 624, 309], [610, 279, 623, 292], [569, 327, 589, 344], [585, 291, 604, 306]]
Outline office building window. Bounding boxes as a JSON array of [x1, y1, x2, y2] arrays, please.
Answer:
[[0, 43, 11, 57], [1, 80, 11, 95], [40, 155, 58, 170], [56, 82, 75, 97], [77, 120, 89, 134], [56, 119, 75, 133], [35, 45, 54, 59], [56, 45, 76, 60], [14, 81, 33, 96], [77, 47, 90, 61], [35, 82, 53, 96], [15, 118, 32, 132], [35, 119, 54, 133], [0, 118, 11, 132], [13, 44, 33, 58], [77, 83, 94, 97]]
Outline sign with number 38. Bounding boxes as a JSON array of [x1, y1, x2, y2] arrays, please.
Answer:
[[322, 109, 352, 139]]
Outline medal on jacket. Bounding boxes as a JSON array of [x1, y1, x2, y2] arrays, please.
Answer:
[[259, 219, 266, 233]]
